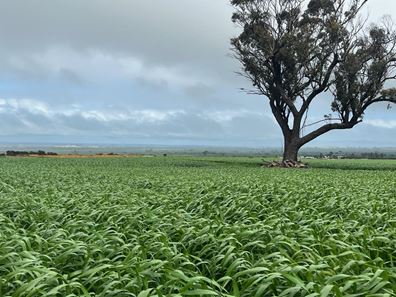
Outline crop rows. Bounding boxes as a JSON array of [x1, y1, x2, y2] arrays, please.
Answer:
[[0, 157, 395, 296]]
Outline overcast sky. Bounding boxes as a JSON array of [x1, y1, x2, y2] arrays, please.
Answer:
[[0, 0, 395, 147]]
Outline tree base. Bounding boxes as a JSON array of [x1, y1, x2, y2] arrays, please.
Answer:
[[264, 160, 308, 168]]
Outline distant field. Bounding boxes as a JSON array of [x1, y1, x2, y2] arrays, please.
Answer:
[[0, 157, 395, 296]]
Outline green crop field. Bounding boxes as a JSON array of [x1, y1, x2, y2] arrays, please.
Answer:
[[0, 157, 395, 296]]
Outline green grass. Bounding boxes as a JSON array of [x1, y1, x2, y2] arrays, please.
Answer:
[[0, 157, 395, 296]]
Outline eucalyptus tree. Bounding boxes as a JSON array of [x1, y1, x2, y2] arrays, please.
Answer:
[[231, 0, 396, 162]]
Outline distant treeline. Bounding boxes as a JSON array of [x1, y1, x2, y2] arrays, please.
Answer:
[[198, 150, 396, 159], [306, 151, 396, 160], [1, 150, 58, 157], [344, 152, 396, 159]]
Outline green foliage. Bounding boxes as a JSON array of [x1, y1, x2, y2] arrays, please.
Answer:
[[0, 157, 395, 296], [231, 0, 396, 158]]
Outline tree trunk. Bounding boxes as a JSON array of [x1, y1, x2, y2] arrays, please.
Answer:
[[283, 137, 300, 162]]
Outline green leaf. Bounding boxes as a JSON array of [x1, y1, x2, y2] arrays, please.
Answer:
[[138, 289, 153, 297], [320, 285, 333, 297]]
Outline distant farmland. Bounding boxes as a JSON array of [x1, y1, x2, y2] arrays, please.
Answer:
[[0, 157, 395, 296]]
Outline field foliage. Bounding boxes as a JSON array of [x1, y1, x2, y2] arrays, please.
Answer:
[[0, 157, 395, 296]]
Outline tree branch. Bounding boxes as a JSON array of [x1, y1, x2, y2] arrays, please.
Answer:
[[299, 120, 361, 146], [361, 96, 396, 112]]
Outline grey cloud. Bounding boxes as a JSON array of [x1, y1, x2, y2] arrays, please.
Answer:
[[57, 69, 85, 86], [135, 77, 169, 92], [184, 84, 216, 98], [0, 98, 277, 143], [0, 0, 391, 83], [0, 48, 212, 92], [0, 0, 238, 85]]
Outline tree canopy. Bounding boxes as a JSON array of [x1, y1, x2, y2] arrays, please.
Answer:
[[231, 0, 396, 162]]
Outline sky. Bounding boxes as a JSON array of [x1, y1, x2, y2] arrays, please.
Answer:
[[0, 0, 395, 148]]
